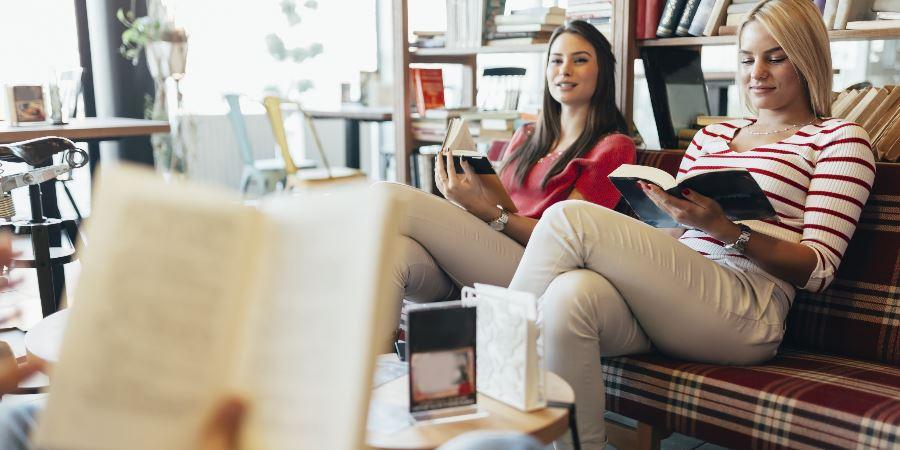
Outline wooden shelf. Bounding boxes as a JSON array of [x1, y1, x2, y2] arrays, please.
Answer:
[[638, 28, 900, 48], [410, 44, 548, 58]]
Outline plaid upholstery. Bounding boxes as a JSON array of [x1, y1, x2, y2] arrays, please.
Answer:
[[603, 153, 900, 449], [603, 349, 900, 450], [784, 162, 900, 366]]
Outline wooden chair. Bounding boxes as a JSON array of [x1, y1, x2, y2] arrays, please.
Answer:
[[223, 94, 316, 196], [262, 96, 366, 190]]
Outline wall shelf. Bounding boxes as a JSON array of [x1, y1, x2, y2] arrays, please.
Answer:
[[638, 28, 900, 48]]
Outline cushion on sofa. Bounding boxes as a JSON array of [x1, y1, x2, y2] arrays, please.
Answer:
[[603, 349, 900, 450]]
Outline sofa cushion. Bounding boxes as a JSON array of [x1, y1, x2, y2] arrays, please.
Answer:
[[603, 350, 900, 450], [782, 162, 900, 365]]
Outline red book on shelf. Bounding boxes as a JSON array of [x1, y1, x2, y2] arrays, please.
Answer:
[[635, 0, 648, 39], [644, 0, 665, 39], [411, 68, 445, 115]]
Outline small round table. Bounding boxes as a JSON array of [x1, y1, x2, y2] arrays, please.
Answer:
[[366, 371, 575, 450], [25, 308, 69, 367]]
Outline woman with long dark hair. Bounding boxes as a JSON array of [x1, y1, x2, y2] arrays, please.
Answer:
[[377, 20, 634, 316]]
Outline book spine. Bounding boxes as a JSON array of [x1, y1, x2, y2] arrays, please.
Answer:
[[645, 0, 666, 39], [703, 0, 729, 36], [688, 0, 716, 36], [636, 0, 648, 39], [657, 0, 689, 37], [676, 0, 703, 36], [874, 0, 900, 11], [834, 0, 857, 29], [815, 0, 827, 12]]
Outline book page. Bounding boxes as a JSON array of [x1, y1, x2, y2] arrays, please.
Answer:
[[609, 164, 677, 190], [232, 190, 400, 450], [34, 165, 264, 450]]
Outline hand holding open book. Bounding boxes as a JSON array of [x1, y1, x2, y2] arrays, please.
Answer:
[[608, 165, 776, 228], [432, 117, 517, 213]]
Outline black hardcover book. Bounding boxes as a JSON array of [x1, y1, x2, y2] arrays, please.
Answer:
[[675, 0, 703, 36], [608, 165, 776, 228], [656, 0, 689, 37], [641, 46, 710, 149], [451, 153, 496, 174]]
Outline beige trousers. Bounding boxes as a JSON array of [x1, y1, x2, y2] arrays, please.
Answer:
[[374, 182, 525, 322], [508, 200, 791, 450]]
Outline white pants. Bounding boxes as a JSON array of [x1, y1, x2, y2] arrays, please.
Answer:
[[374, 182, 525, 322], [508, 200, 791, 450]]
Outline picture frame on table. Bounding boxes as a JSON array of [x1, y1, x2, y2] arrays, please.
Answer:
[[5, 84, 46, 125]]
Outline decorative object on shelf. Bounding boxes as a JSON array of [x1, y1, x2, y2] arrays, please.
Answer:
[[4, 85, 45, 125], [47, 68, 83, 125], [117, 0, 191, 177]]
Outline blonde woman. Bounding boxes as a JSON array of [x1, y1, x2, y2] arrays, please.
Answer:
[[508, 1, 877, 449]]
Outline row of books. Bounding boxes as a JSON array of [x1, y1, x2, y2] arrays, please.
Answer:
[[828, 0, 900, 30], [487, 5, 562, 46], [566, 0, 614, 35], [832, 85, 900, 161], [412, 109, 519, 143], [445, 0, 506, 48], [641, 0, 900, 40], [636, 0, 746, 39]]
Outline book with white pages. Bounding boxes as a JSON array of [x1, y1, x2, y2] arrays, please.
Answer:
[[609, 164, 776, 228], [430, 117, 518, 213], [461, 283, 545, 412], [33, 164, 400, 450]]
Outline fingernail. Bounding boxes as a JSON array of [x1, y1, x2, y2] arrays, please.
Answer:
[[682, 188, 691, 196]]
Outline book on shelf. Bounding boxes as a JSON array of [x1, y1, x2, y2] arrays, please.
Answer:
[[484, 30, 552, 40], [635, 0, 647, 39], [834, 0, 876, 29], [703, 0, 731, 36], [688, 0, 717, 36], [675, 0, 704, 36], [845, 88, 886, 124], [608, 165, 777, 228], [718, 25, 737, 35], [874, 0, 900, 11], [726, 2, 756, 14], [815, 0, 827, 12], [876, 11, 900, 19], [657, 0, 690, 37], [677, 127, 700, 140], [494, 13, 566, 26], [511, 6, 565, 16], [566, 2, 612, 14], [642, 0, 666, 39], [496, 23, 559, 33], [725, 13, 746, 26], [486, 37, 550, 45], [846, 19, 900, 29], [568, 11, 613, 20], [823, 0, 840, 29], [32, 165, 399, 450], [411, 68, 445, 116]]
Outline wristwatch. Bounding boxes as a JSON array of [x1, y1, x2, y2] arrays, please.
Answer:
[[724, 224, 752, 253], [487, 207, 509, 231]]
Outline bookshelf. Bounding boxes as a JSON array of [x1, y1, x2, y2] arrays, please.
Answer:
[[390, 0, 635, 184], [622, 0, 900, 153]]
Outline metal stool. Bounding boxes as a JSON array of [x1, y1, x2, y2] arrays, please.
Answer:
[[0, 137, 88, 316]]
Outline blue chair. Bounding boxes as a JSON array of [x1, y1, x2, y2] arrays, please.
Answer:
[[224, 94, 316, 195]]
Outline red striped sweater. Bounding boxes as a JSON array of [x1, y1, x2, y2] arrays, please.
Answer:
[[677, 118, 876, 297]]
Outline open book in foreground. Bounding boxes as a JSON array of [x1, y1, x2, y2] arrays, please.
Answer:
[[33, 165, 400, 450], [608, 164, 776, 228], [426, 117, 517, 212]]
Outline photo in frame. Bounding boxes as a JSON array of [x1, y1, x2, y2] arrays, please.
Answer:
[[6, 84, 46, 125]]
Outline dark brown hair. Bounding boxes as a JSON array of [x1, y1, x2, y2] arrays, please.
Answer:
[[502, 20, 628, 189]]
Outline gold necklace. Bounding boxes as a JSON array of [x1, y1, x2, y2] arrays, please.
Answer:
[[746, 118, 816, 136]]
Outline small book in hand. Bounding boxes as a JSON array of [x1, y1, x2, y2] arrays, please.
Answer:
[[433, 117, 517, 213], [608, 164, 776, 228]]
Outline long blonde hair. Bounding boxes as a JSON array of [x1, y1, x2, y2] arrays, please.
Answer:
[[737, 0, 832, 117]]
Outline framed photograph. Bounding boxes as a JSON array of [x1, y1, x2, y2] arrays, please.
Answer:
[[406, 301, 478, 419], [6, 84, 46, 125]]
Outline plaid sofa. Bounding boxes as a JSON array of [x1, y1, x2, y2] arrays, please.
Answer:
[[603, 150, 900, 450]]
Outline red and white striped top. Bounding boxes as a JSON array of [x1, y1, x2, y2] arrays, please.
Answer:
[[677, 118, 876, 298]]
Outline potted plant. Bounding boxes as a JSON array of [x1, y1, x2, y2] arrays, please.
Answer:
[[117, 0, 190, 176]]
